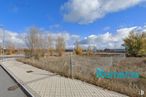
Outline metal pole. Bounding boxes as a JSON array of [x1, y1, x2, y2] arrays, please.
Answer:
[[110, 56, 113, 66], [70, 52, 72, 78]]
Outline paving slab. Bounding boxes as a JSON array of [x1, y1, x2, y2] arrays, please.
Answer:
[[2, 60, 128, 97]]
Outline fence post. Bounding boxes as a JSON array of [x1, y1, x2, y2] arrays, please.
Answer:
[[110, 56, 113, 66], [70, 52, 73, 79]]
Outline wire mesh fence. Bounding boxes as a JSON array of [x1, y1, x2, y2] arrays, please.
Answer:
[[69, 53, 126, 79]]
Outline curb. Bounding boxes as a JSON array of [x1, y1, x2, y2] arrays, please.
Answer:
[[0, 64, 40, 97]]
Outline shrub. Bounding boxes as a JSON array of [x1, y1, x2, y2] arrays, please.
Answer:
[[124, 31, 145, 57], [24, 49, 32, 58], [143, 59, 146, 64], [87, 48, 94, 56], [75, 47, 83, 55]]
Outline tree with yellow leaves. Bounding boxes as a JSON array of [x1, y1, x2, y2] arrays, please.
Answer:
[[124, 31, 146, 56]]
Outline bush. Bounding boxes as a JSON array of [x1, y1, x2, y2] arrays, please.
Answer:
[[75, 47, 83, 55], [24, 49, 32, 58], [143, 59, 146, 64], [87, 49, 94, 56], [124, 31, 145, 57]]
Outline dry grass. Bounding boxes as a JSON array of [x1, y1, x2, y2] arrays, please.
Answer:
[[17, 55, 146, 97]]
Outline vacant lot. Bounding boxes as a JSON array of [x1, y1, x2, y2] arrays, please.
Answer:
[[18, 54, 146, 97]]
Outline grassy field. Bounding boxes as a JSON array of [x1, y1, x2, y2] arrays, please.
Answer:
[[17, 54, 146, 97]]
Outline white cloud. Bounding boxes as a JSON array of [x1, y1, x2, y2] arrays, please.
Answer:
[[0, 26, 146, 49], [115, 26, 137, 39], [70, 35, 80, 40], [49, 24, 61, 29], [0, 28, 25, 48], [47, 31, 70, 41], [79, 26, 146, 49], [62, 0, 143, 24]]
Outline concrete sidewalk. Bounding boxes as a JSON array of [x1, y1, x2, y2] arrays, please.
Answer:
[[2, 60, 128, 97]]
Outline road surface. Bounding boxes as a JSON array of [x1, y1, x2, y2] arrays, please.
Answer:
[[0, 66, 28, 97]]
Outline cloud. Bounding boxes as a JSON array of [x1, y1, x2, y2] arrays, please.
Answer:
[[78, 26, 146, 49], [61, 0, 143, 24], [47, 31, 70, 41], [0, 26, 145, 49], [47, 32, 80, 49], [49, 24, 61, 30], [0, 28, 76, 49], [0, 28, 25, 48]]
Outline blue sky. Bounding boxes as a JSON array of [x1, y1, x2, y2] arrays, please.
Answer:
[[0, 0, 146, 48]]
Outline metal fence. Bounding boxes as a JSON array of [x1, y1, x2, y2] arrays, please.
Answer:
[[69, 53, 126, 79]]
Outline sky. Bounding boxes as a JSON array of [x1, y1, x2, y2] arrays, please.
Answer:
[[0, 0, 146, 49]]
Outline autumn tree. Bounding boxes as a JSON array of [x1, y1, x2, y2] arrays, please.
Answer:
[[139, 32, 146, 55], [87, 46, 94, 56], [48, 34, 54, 56], [0, 45, 2, 55], [74, 40, 83, 55], [25, 27, 45, 58], [124, 31, 145, 56], [5, 41, 15, 55], [55, 36, 65, 56]]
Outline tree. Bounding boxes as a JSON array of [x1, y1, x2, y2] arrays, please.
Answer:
[[5, 41, 15, 55], [25, 27, 45, 58], [0, 45, 2, 55], [56, 36, 65, 56], [124, 31, 144, 56], [139, 32, 146, 55], [48, 34, 54, 56], [74, 40, 83, 55], [87, 46, 94, 56]]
